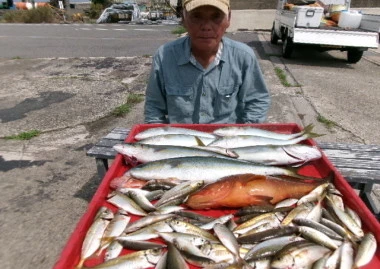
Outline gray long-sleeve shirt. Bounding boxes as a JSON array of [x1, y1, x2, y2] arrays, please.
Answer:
[[144, 36, 271, 124]]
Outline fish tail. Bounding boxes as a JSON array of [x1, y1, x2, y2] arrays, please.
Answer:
[[287, 167, 332, 182], [307, 132, 325, 139], [237, 256, 253, 269], [301, 124, 325, 139], [75, 258, 84, 269], [301, 124, 315, 135]]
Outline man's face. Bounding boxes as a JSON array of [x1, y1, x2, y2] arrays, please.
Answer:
[[183, 5, 230, 53]]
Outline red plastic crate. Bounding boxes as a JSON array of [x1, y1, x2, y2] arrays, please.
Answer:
[[54, 123, 380, 269]]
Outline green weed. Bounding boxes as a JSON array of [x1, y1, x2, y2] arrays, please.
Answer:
[[274, 67, 291, 87], [112, 93, 144, 117], [127, 93, 144, 105], [317, 115, 337, 129], [172, 26, 187, 35], [4, 130, 41, 140]]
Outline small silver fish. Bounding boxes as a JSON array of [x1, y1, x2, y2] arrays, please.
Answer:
[[166, 242, 189, 269], [213, 223, 244, 265], [77, 217, 111, 268], [298, 226, 339, 250], [128, 189, 156, 212], [354, 233, 377, 267], [271, 241, 330, 269], [155, 180, 204, 208], [168, 219, 218, 242], [107, 191, 147, 217], [104, 240, 123, 262], [89, 248, 163, 268], [124, 214, 174, 233], [158, 232, 210, 246]]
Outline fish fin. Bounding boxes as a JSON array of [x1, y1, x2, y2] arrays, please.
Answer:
[[291, 162, 307, 167], [123, 155, 139, 167], [195, 136, 206, 146], [254, 195, 273, 205], [282, 147, 304, 161], [322, 171, 334, 183], [224, 149, 239, 158]]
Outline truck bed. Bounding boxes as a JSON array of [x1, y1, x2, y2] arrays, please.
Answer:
[[292, 27, 379, 48]]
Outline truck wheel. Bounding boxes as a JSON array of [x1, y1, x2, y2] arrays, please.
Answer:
[[282, 36, 294, 58], [347, 49, 363, 64], [270, 24, 279, 44]]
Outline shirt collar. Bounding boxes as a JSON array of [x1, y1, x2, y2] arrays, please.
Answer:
[[178, 36, 225, 66]]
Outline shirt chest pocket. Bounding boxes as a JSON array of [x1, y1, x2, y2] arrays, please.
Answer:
[[215, 85, 239, 116], [166, 85, 194, 116]]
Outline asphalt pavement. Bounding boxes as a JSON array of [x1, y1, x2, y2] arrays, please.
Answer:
[[1, 10, 380, 269]]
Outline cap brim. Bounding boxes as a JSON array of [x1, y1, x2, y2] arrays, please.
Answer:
[[184, 0, 229, 15]]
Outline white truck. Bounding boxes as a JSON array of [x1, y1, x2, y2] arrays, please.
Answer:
[[271, 0, 380, 63]]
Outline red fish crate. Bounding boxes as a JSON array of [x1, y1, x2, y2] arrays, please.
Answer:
[[54, 123, 380, 269]]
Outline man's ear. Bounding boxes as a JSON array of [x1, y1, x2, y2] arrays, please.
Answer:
[[227, 10, 231, 22]]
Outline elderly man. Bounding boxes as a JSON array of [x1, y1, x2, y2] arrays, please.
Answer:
[[144, 0, 271, 124]]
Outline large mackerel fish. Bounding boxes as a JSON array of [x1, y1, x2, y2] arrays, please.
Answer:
[[135, 126, 216, 140], [128, 156, 310, 184], [113, 143, 237, 164]]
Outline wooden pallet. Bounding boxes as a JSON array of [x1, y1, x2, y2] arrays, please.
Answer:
[[87, 127, 380, 217]]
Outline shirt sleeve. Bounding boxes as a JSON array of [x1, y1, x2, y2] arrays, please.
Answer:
[[144, 54, 169, 124], [239, 55, 271, 123]]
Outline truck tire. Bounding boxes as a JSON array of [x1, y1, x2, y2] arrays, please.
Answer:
[[282, 35, 294, 58], [347, 49, 363, 64], [270, 24, 279, 44]]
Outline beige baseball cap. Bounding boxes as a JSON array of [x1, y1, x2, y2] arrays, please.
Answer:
[[183, 0, 230, 15]]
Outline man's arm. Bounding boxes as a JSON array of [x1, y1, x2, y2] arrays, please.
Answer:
[[144, 56, 169, 124], [239, 56, 271, 123]]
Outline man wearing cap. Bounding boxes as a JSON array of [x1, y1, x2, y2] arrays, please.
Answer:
[[144, 0, 271, 124]]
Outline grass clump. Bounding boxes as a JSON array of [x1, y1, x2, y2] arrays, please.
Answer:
[[112, 93, 144, 117], [274, 67, 291, 87], [3, 6, 56, 23], [172, 26, 187, 35], [317, 115, 337, 130], [4, 130, 41, 140]]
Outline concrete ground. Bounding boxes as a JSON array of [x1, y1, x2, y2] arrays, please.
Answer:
[[1, 9, 380, 269]]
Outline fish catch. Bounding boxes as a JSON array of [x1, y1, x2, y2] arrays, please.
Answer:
[[72, 126, 378, 269], [186, 174, 326, 209]]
